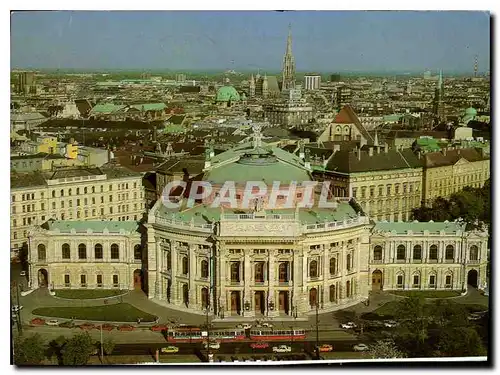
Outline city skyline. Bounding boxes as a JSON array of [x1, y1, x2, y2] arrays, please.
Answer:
[[11, 11, 490, 73]]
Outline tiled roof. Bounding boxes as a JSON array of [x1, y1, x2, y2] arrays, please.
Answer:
[[373, 221, 464, 234], [326, 147, 424, 174], [11, 171, 47, 189], [333, 105, 374, 143], [424, 148, 488, 168], [48, 167, 103, 179], [46, 220, 140, 234], [156, 158, 205, 175]]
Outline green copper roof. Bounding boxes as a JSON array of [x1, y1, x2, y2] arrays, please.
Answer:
[[90, 103, 126, 114], [47, 220, 140, 234], [162, 124, 186, 134], [216, 86, 241, 102], [130, 103, 166, 111], [373, 221, 464, 234]]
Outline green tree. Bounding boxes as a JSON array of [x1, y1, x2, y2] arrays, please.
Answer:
[[102, 338, 115, 356], [432, 299, 468, 328], [367, 340, 407, 359], [61, 333, 95, 365], [436, 327, 486, 357], [13, 333, 46, 365]]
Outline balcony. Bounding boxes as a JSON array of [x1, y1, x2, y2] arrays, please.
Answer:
[[428, 259, 438, 263], [467, 259, 480, 265], [395, 259, 406, 263], [371, 259, 383, 264], [412, 259, 422, 263]]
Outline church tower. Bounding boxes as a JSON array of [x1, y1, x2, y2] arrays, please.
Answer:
[[262, 74, 269, 99], [249, 74, 255, 98], [281, 24, 296, 91]]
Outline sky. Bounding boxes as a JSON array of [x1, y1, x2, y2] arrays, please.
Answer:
[[10, 11, 491, 73]]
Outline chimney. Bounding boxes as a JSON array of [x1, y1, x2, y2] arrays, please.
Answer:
[[368, 147, 374, 157], [384, 143, 389, 153]]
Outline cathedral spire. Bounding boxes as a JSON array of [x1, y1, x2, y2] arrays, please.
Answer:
[[286, 23, 293, 55], [281, 24, 296, 91]]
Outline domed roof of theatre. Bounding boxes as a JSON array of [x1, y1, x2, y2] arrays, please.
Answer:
[[465, 107, 477, 116], [203, 126, 312, 184], [216, 86, 241, 102]]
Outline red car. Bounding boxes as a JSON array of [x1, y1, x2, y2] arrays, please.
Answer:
[[151, 324, 168, 332], [79, 323, 95, 330], [119, 324, 135, 331], [250, 342, 270, 349], [100, 324, 115, 331]]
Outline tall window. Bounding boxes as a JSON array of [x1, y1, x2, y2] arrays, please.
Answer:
[[201, 260, 209, 278], [134, 245, 142, 260], [182, 256, 189, 275], [113, 275, 119, 286], [60, 189, 64, 197], [413, 245, 422, 260], [346, 254, 352, 271], [445, 275, 452, 286], [373, 246, 382, 260], [96, 274, 103, 287], [329, 257, 337, 275], [167, 252, 171, 270], [413, 274, 420, 286], [94, 244, 103, 259], [309, 260, 318, 278], [84, 187, 88, 194], [62, 243, 70, 259], [110, 244, 119, 259], [470, 245, 479, 261], [397, 274, 404, 286], [230, 262, 239, 282], [429, 275, 436, 287], [78, 243, 87, 259], [279, 262, 288, 282], [396, 245, 406, 260], [445, 245, 454, 260], [80, 274, 87, 286], [346, 280, 351, 298], [429, 245, 438, 260], [64, 274, 70, 287], [37, 244, 46, 261], [329, 284, 336, 302], [255, 262, 264, 282]]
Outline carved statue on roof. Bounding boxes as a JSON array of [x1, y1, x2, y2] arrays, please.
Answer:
[[304, 148, 311, 162], [252, 123, 263, 148], [254, 196, 265, 212]]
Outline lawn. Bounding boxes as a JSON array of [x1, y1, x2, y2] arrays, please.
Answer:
[[390, 290, 461, 298], [367, 301, 488, 319], [32, 303, 157, 322], [54, 289, 128, 299]]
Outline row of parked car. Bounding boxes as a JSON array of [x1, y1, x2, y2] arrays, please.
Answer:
[[216, 354, 308, 363], [30, 318, 136, 331], [340, 320, 398, 329]]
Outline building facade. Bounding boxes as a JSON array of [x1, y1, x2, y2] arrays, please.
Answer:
[[28, 221, 146, 290], [369, 222, 488, 291], [303, 74, 321, 91], [10, 165, 147, 258]]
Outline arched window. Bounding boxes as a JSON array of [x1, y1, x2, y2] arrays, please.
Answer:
[[329, 284, 336, 303], [429, 273, 437, 287], [309, 260, 318, 278], [445, 245, 454, 260], [61, 243, 70, 259], [429, 245, 438, 260], [309, 288, 318, 307], [68, 188, 72, 196], [346, 253, 352, 270], [397, 245, 406, 260], [94, 244, 103, 259], [413, 245, 422, 260], [329, 258, 337, 275], [470, 245, 479, 261], [279, 262, 288, 282], [133, 244, 142, 260], [84, 187, 88, 194], [37, 244, 46, 261], [412, 272, 420, 287], [51, 190, 55, 198], [230, 262, 239, 282], [396, 273, 404, 287], [110, 244, 119, 259], [91, 186, 95, 193], [167, 251, 171, 270], [78, 243, 87, 259], [201, 260, 209, 278], [254, 262, 264, 282], [60, 189, 64, 197], [182, 256, 188, 275], [76, 188, 80, 195], [201, 287, 209, 309], [373, 246, 382, 260]]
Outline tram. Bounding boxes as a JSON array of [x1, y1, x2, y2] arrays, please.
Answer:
[[249, 328, 306, 341]]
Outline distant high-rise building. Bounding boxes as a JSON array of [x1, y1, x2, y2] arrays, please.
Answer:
[[303, 74, 321, 91], [423, 70, 432, 80], [249, 74, 256, 97], [329, 74, 341, 82], [334, 86, 352, 110], [432, 70, 446, 124], [281, 25, 296, 91], [175, 73, 186, 82], [16, 71, 36, 94]]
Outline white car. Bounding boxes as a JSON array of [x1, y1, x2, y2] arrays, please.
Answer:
[[353, 344, 369, 352], [384, 320, 397, 328], [204, 341, 220, 350], [46, 319, 60, 326], [237, 323, 252, 330], [341, 322, 357, 329], [20, 271, 26, 276], [11, 305, 23, 312], [262, 322, 273, 328], [272, 345, 292, 353]]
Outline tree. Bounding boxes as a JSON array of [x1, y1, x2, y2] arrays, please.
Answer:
[[102, 338, 115, 356], [14, 333, 46, 365], [61, 333, 95, 365], [436, 327, 486, 357], [367, 340, 407, 359], [431, 299, 468, 329]]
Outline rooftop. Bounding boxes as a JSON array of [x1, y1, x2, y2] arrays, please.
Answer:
[[44, 220, 140, 234], [373, 221, 465, 234]]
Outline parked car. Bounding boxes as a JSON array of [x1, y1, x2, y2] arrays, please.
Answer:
[[119, 324, 135, 331], [272, 345, 292, 353], [151, 324, 168, 332], [20, 271, 26, 276], [101, 324, 115, 331], [11, 305, 23, 312], [46, 319, 60, 326], [262, 322, 273, 328], [340, 322, 357, 329], [317, 344, 334, 352], [204, 341, 220, 350], [79, 323, 95, 330], [59, 321, 75, 328], [237, 323, 252, 330], [30, 318, 45, 326], [161, 346, 179, 354], [383, 320, 398, 328], [250, 342, 269, 349], [353, 343, 369, 352]]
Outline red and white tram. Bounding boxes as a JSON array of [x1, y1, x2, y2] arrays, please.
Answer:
[[249, 328, 306, 341]]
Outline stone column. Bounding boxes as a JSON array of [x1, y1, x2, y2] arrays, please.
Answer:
[[155, 241, 161, 299], [322, 244, 328, 308], [157, 242, 164, 300], [218, 244, 227, 317], [268, 249, 278, 317], [189, 246, 196, 309], [171, 242, 178, 304], [243, 250, 254, 317]]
